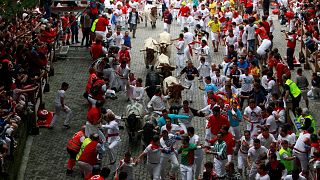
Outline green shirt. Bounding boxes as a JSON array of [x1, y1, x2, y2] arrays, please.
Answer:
[[178, 143, 197, 166]]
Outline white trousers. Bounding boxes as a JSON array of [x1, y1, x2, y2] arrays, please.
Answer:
[[160, 153, 179, 177], [184, 79, 194, 101], [184, 46, 192, 61], [230, 126, 241, 140], [106, 139, 120, 172], [293, 150, 309, 171], [214, 158, 227, 177], [50, 105, 72, 127], [237, 150, 248, 170], [147, 162, 161, 180], [164, 23, 171, 33], [194, 151, 204, 179], [180, 164, 194, 180], [176, 54, 185, 76]]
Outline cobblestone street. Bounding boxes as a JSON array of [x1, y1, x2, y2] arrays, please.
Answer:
[[21, 13, 320, 180]]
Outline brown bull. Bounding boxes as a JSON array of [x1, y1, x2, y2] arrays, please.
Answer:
[[163, 76, 189, 106]]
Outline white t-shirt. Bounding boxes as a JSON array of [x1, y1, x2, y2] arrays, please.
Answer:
[[184, 32, 194, 44], [177, 40, 185, 54], [257, 133, 276, 149], [54, 89, 65, 106], [265, 115, 277, 133], [226, 35, 237, 46], [278, 134, 295, 147], [294, 132, 311, 152], [161, 124, 182, 134], [256, 174, 270, 180], [211, 75, 227, 89], [131, 86, 145, 100], [244, 106, 262, 123], [248, 146, 268, 165], [245, 24, 257, 40], [113, 33, 124, 47], [239, 136, 253, 154], [143, 144, 161, 164], [240, 74, 254, 92]]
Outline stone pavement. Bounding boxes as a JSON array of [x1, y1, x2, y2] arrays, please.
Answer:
[[21, 13, 319, 180]]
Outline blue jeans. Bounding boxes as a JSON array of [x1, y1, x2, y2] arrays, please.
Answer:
[[248, 39, 255, 52]]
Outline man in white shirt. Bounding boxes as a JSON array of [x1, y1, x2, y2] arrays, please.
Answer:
[[101, 109, 121, 172], [147, 88, 170, 112], [255, 164, 270, 180], [112, 28, 124, 48], [175, 33, 186, 76], [116, 61, 130, 92], [183, 27, 194, 61], [211, 69, 227, 89], [257, 127, 277, 149], [136, 135, 162, 180], [239, 70, 254, 108], [243, 99, 263, 138], [245, 19, 257, 51], [187, 127, 203, 180], [129, 78, 145, 104], [237, 130, 253, 176], [247, 139, 268, 180], [265, 107, 278, 135], [159, 130, 180, 179], [50, 82, 72, 129], [293, 127, 314, 174]]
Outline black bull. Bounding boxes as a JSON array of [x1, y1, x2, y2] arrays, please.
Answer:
[[126, 114, 143, 143], [145, 70, 161, 99]]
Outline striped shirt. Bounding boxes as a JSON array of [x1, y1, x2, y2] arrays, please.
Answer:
[[210, 140, 227, 160]]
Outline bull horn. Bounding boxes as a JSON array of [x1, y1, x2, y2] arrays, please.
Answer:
[[140, 49, 146, 52], [166, 82, 169, 88], [137, 130, 144, 133], [182, 85, 192, 89], [152, 40, 159, 45]]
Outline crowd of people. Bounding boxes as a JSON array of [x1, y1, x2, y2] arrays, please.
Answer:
[[0, 7, 59, 177], [2, 0, 320, 179]]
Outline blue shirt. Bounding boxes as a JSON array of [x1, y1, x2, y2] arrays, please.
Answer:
[[157, 114, 190, 127], [227, 108, 242, 127], [237, 61, 249, 69], [123, 36, 131, 48], [205, 83, 218, 93]]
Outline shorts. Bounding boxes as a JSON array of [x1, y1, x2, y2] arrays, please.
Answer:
[[210, 31, 219, 41]]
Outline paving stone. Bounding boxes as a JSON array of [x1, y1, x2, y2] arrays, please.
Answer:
[[23, 13, 319, 180]]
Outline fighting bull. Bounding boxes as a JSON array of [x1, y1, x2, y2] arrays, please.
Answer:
[[141, 112, 160, 149], [155, 53, 175, 80], [163, 76, 190, 107], [153, 31, 172, 58], [141, 37, 159, 69], [122, 101, 145, 143], [145, 69, 161, 99], [143, 4, 157, 29]]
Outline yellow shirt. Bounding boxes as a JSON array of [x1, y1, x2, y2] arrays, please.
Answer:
[[208, 20, 221, 33], [209, 2, 216, 15]]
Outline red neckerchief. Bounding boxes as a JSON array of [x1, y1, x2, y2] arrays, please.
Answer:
[[183, 107, 189, 113], [270, 160, 279, 169], [150, 140, 160, 150], [166, 124, 172, 132], [179, 38, 184, 41]]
